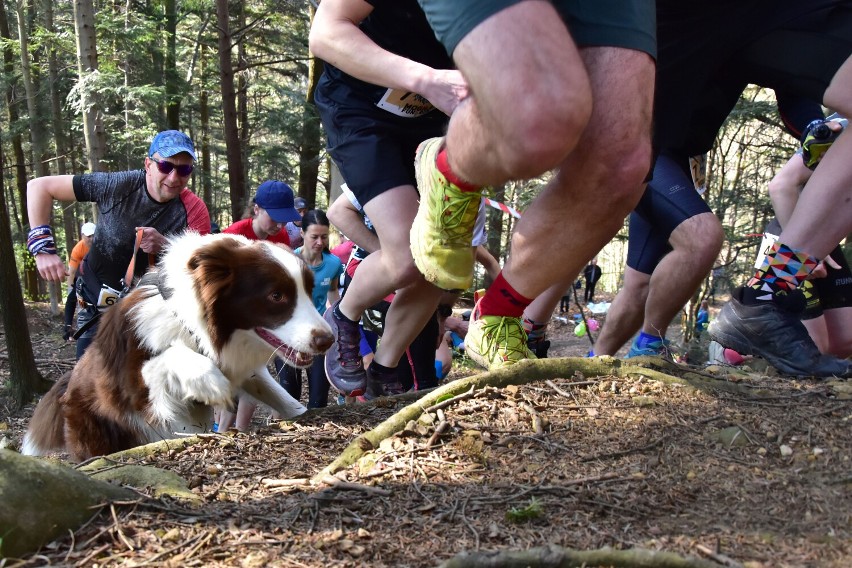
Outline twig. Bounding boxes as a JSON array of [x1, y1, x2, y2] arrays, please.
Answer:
[[519, 402, 544, 434], [76, 543, 111, 567], [426, 420, 449, 448], [695, 543, 744, 567], [580, 436, 667, 462], [260, 477, 310, 488], [422, 386, 476, 413], [110, 504, 135, 552], [182, 529, 216, 561], [460, 497, 480, 550], [318, 474, 392, 496], [732, 422, 759, 445]]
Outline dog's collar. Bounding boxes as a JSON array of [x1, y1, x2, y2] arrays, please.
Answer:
[[137, 270, 174, 300]]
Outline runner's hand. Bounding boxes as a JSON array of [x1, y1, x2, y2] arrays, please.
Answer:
[[801, 118, 845, 170], [809, 255, 841, 279], [421, 69, 469, 116], [136, 227, 168, 254], [35, 253, 68, 282]]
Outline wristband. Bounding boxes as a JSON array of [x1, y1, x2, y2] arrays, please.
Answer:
[[27, 224, 58, 257]]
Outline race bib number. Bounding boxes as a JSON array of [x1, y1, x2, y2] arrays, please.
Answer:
[[689, 155, 707, 195], [376, 88, 435, 117], [96, 284, 121, 308]]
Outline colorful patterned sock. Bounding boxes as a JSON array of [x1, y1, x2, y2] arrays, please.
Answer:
[[523, 318, 548, 342], [745, 242, 818, 302], [477, 272, 533, 318], [436, 147, 481, 192]]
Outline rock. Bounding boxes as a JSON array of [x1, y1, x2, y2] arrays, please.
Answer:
[[713, 426, 749, 447]]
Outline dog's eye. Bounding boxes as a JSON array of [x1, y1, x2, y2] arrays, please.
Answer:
[[269, 291, 286, 303]]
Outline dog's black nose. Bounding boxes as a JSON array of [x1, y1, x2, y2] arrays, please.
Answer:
[[312, 329, 334, 353]]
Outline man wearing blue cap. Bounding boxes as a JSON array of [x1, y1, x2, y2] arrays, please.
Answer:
[[27, 130, 211, 358]]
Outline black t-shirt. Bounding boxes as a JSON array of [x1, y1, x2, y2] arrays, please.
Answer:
[[315, 0, 453, 118], [74, 170, 210, 297]]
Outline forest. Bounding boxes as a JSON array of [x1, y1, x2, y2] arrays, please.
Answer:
[[1, 1, 850, 566]]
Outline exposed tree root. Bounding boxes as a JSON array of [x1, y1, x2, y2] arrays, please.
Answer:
[[438, 544, 727, 568], [315, 355, 743, 481], [0, 449, 134, 558]]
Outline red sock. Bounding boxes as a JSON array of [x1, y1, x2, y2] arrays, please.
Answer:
[[436, 147, 480, 192], [478, 272, 532, 318]]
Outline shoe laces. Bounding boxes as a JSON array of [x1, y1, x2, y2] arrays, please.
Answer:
[[431, 178, 481, 247], [478, 316, 532, 363], [334, 315, 362, 368]]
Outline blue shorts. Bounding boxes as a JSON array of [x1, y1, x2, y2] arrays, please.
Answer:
[[626, 154, 712, 274]]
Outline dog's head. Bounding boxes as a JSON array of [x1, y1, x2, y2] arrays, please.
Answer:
[[160, 233, 333, 369]]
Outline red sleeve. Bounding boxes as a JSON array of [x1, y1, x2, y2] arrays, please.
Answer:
[[180, 189, 211, 235], [271, 230, 291, 247]]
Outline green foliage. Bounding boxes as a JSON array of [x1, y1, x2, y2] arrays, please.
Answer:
[[505, 497, 544, 523]]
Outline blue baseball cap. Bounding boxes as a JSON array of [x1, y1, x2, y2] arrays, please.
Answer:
[[148, 130, 197, 160], [254, 180, 301, 223]]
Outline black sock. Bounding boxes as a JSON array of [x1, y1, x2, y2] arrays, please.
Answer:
[[368, 361, 396, 376], [333, 304, 357, 324]]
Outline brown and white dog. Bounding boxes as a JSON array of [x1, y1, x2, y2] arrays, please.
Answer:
[[22, 232, 333, 461]]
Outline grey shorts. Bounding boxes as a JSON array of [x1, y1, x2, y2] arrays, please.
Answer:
[[417, 0, 656, 58]]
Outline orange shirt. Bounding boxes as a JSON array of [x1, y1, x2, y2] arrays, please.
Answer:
[[69, 239, 90, 273]]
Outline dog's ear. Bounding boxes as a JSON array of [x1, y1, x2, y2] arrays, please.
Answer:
[[187, 237, 243, 277]]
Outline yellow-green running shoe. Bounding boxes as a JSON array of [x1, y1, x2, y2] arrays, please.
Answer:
[[465, 314, 537, 371], [411, 137, 483, 291]]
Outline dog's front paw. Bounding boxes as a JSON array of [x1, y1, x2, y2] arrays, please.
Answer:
[[143, 347, 235, 409]]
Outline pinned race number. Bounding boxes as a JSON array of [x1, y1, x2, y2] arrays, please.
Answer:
[[96, 283, 121, 308], [376, 88, 435, 118]]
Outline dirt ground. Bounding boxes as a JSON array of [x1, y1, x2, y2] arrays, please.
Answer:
[[1, 297, 851, 568]]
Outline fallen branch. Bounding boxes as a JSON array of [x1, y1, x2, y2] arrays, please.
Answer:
[[317, 474, 392, 496], [439, 544, 722, 568]]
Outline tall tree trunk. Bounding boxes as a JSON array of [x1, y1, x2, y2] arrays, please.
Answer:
[[0, 3, 38, 299], [164, 0, 180, 128], [17, 0, 60, 315], [216, 0, 245, 222], [297, 4, 323, 206], [0, 129, 49, 409], [199, 44, 213, 214], [73, 0, 106, 172], [44, 0, 77, 257], [237, 2, 248, 186]]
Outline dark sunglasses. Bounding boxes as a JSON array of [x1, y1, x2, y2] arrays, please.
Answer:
[[151, 158, 194, 177]]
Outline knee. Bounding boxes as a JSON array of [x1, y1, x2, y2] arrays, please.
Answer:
[[498, 89, 593, 178], [583, 133, 653, 207], [613, 142, 654, 203], [674, 213, 724, 263], [387, 259, 423, 288]]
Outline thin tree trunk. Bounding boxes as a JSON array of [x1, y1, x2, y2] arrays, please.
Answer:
[[237, 2, 248, 186], [164, 0, 180, 128], [44, 0, 77, 258], [199, 44, 212, 213], [297, 4, 323, 205], [298, 5, 331, 204], [0, 129, 50, 409], [17, 0, 60, 315], [0, 4, 38, 299], [216, 0, 246, 221], [73, 0, 106, 172]]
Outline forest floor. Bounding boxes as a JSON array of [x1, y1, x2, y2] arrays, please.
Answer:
[[1, 296, 851, 567]]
